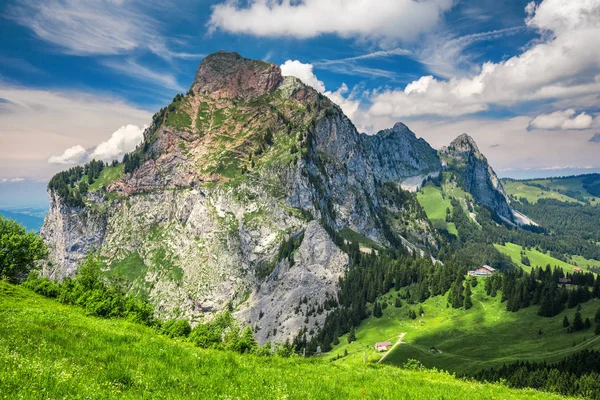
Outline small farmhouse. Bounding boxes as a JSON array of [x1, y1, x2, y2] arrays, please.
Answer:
[[375, 341, 392, 352], [467, 265, 496, 277], [558, 277, 572, 284], [573, 267, 583, 273]]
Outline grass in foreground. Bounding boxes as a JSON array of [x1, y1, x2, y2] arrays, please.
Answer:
[[330, 280, 600, 375], [0, 281, 567, 399]]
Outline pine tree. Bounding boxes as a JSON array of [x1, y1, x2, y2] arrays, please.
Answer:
[[595, 308, 600, 323], [563, 315, 570, 328], [464, 281, 473, 310], [585, 317, 592, 330], [348, 327, 356, 343], [573, 311, 585, 331]]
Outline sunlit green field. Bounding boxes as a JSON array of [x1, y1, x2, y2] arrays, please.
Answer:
[[494, 242, 593, 274], [330, 280, 600, 375], [502, 180, 582, 204], [417, 184, 458, 236], [0, 281, 568, 400]]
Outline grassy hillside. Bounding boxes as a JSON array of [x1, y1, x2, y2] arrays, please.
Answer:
[[329, 280, 600, 375], [417, 184, 458, 236], [494, 242, 592, 274], [0, 281, 569, 399], [503, 175, 600, 205], [503, 180, 582, 204]]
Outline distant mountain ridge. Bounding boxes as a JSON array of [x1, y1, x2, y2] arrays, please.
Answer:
[[40, 51, 523, 344]]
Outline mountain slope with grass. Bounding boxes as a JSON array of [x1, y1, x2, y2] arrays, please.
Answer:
[[0, 280, 570, 400]]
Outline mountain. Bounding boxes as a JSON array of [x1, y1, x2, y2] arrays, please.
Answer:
[[441, 133, 525, 225], [41, 51, 518, 344]]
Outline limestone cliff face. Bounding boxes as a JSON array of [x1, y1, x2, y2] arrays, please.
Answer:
[[441, 133, 515, 223], [41, 52, 439, 344]]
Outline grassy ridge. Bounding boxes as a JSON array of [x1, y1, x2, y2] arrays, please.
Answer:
[[0, 281, 567, 399], [330, 281, 600, 375]]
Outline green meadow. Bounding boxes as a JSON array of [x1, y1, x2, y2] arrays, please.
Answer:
[[417, 184, 458, 236], [330, 280, 600, 375], [502, 180, 582, 204], [0, 281, 570, 400], [494, 242, 590, 274]]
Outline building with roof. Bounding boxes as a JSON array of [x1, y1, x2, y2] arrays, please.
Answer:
[[467, 265, 496, 277]]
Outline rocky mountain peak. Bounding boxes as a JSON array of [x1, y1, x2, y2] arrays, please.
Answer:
[[192, 51, 283, 98], [448, 133, 481, 156]]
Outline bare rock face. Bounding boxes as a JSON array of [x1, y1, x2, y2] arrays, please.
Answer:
[[192, 51, 283, 99], [360, 122, 441, 188], [237, 221, 348, 344], [443, 133, 514, 223]]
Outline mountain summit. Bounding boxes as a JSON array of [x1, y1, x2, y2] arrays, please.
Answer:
[[41, 51, 519, 344]]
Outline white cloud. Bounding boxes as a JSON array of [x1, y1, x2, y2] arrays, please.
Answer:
[[209, 0, 454, 42], [0, 177, 26, 184], [0, 84, 151, 180], [528, 109, 594, 130], [48, 124, 147, 166], [101, 58, 185, 91], [6, 0, 190, 59], [360, 0, 600, 119], [89, 124, 146, 162], [280, 60, 326, 92], [48, 145, 88, 165]]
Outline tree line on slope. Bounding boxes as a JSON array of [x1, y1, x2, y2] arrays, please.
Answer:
[[472, 349, 600, 399]]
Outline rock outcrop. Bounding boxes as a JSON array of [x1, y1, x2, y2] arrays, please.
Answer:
[[442, 133, 515, 223]]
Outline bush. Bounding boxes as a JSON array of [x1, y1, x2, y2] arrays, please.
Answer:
[[162, 319, 192, 338]]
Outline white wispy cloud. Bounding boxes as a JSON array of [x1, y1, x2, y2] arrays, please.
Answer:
[[0, 177, 26, 184], [7, 0, 190, 60], [101, 58, 186, 92]]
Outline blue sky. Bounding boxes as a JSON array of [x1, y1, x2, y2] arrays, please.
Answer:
[[1, 0, 600, 207]]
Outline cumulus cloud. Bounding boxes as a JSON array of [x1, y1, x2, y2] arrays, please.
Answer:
[[48, 145, 88, 165], [89, 125, 146, 162], [280, 60, 326, 92], [528, 109, 594, 130], [48, 124, 147, 166], [361, 0, 600, 119], [0, 84, 151, 180], [209, 0, 453, 42]]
